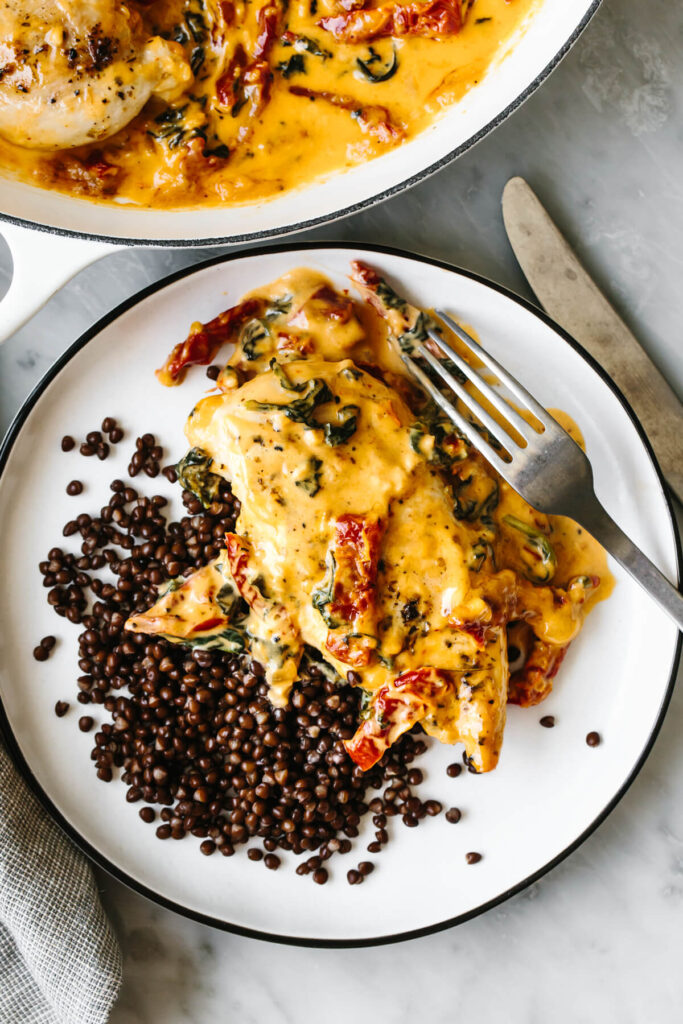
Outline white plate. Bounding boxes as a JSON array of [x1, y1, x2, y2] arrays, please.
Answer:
[[0, 245, 679, 946]]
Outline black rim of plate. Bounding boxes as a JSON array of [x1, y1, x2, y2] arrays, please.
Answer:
[[0, 2, 602, 248], [0, 241, 680, 948]]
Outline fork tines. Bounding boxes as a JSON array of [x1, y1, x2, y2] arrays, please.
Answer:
[[400, 310, 563, 474]]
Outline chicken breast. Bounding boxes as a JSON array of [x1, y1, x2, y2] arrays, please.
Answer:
[[128, 356, 510, 771], [0, 0, 192, 150], [129, 266, 611, 775]]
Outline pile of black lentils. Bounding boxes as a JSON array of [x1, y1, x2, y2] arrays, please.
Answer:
[[37, 415, 474, 885]]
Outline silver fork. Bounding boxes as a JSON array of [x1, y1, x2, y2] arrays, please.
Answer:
[[401, 310, 683, 630]]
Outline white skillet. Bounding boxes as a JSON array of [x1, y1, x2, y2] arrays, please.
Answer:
[[0, 0, 600, 340]]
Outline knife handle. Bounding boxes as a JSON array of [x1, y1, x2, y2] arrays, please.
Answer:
[[503, 177, 683, 504], [570, 284, 683, 502]]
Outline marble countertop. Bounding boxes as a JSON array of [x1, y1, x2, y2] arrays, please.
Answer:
[[1, 0, 682, 1019]]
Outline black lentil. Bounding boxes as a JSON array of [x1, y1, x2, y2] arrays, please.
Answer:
[[40, 428, 444, 884]]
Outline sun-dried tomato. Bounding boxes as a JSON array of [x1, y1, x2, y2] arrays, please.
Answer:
[[156, 298, 261, 386], [320, 0, 468, 43], [508, 641, 569, 707], [346, 668, 450, 769]]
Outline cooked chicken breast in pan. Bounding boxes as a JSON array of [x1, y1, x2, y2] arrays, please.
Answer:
[[0, 0, 192, 149]]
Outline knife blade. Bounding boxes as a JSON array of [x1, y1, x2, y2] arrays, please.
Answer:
[[502, 176, 683, 504]]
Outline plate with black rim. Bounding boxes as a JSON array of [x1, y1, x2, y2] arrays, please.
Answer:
[[0, 244, 679, 947]]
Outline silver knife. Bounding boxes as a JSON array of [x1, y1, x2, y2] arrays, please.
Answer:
[[502, 176, 683, 504]]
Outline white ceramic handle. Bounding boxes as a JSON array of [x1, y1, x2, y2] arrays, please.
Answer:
[[0, 221, 118, 343]]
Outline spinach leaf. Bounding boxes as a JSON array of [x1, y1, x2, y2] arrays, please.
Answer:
[[185, 10, 207, 41], [277, 54, 306, 78], [398, 311, 437, 353], [410, 418, 467, 466], [270, 359, 308, 393], [358, 687, 373, 720], [149, 104, 190, 148], [324, 404, 359, 446], [240, 319, 270, 361], [285, 34, 332, 59], [250, 367, 357, 442], [375, 648, 394, 669], [375, 277, 407, 312], [162, 627, 246, 653], [176, 447, 223, 508], [295, 456, 323, 497], [245, 378, 333, 425], [264, 295, 293, 320], [171, 22, 189, 44], [467, 539, 494, 573], [503, 514, 557, 584], [216, 579, 246, 621], [154, 106, 187, 125], [409, 422, 428, 456], [312, 553, 339, 628], [157, 576, 184, 596], [190, 45, 205, 75], [357, 46, 399, 83], [453, 478, 499, 523]]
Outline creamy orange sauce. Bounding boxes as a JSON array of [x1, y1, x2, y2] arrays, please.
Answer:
[[126, 264, 612, 772], [0, 0, 535, 207]]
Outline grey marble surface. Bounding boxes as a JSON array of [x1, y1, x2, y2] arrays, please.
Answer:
[[1, 0, 682, 1020]]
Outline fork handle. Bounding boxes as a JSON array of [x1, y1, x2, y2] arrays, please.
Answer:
[[577, 495, 683, 631]]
